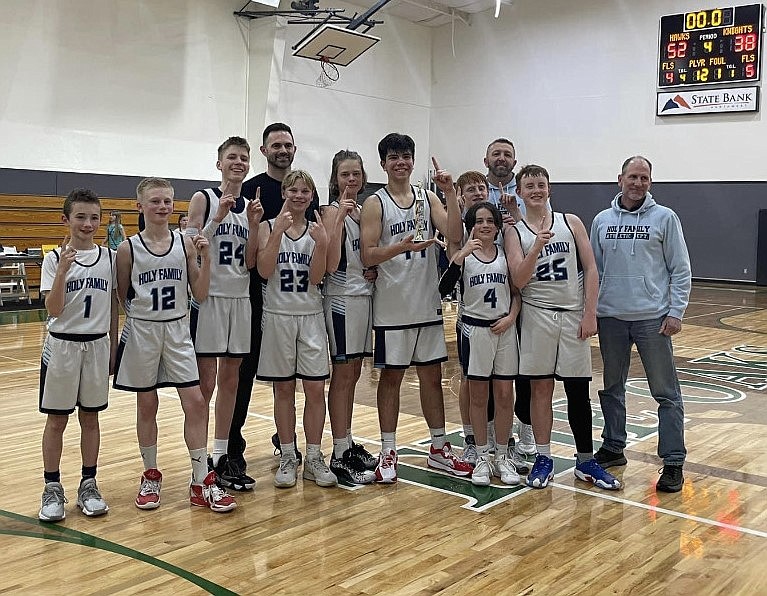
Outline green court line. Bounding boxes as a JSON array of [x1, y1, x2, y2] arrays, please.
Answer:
[[0, 509, 236, 595]]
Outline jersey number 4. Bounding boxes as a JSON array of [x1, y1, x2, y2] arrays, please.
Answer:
[[484, 288, 498, 309], [535, 258, 568, 282]]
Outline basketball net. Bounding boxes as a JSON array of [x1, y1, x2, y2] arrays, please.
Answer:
[[315, 57, 340, 88]]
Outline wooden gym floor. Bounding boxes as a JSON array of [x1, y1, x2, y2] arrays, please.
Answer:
[[0, 282, 765, 595]]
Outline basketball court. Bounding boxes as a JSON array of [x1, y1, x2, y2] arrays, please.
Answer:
[[1, 282, 765, 594]]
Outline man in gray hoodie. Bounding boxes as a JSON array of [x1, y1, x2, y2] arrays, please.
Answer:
[[590, 156, 691, 493]]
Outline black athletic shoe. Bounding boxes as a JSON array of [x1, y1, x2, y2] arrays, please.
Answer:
[[215, 454, 256, 491], [594, 446, 628, 468], [656, 465, 684, 493], [271, 433, 303, 466], [350, 442, 377, 471], [228, 452, 248, 474], [330, 449, 376, 484]]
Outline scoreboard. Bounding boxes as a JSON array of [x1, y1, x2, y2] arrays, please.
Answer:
[[658, 4, 763, 87]]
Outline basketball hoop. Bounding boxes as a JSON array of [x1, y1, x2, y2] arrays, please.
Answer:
[[293, 24, 379, 89], [316, 56, 340, 88]]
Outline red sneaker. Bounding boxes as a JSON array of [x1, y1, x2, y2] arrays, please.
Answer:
[[135, 468, 162, 510], [190, 471, 237, 512], [374, 449, 398, 483], [428, 442, 473, 476]]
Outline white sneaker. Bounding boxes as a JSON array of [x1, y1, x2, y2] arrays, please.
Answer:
[[274, 456, 299, 488], [303, 453, 338, 487], [76, 478, 109, 517], [471, 455, 492, 486], [39, 482, 67, 522], [496, 453, 521, 485], [516, 422, 537, 456], [462, 442, 478, 467], [375, 450, 398, 483]]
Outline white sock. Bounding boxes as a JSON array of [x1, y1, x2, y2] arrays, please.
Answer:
[[140, 444, 158, 471], [212, 438, 228, 466], [280, 441, 296, 460], [333, 437, 350, 459], [381, 432, 396, 454], [306, 443, 321, 460], [189, 448, 208, 484], [463, 424, 473, 437], [346, 428, 354, 446], [537, 443, 551, 457], [430, 428, 447, 450]]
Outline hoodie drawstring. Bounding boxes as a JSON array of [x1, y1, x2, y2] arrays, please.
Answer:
[[631, 211, 640, 256]]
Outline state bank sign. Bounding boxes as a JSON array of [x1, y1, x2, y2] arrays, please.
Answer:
[[657, 85, 759, 115]]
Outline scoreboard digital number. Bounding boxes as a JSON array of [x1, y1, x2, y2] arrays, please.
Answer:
[[658, 4, 763, 87]]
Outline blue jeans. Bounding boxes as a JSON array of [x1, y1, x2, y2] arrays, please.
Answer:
[[597, 316, 686, 465]]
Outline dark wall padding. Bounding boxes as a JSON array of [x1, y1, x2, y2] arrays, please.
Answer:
[[552, 181, 765, 283], [0, 167, 217, 202]]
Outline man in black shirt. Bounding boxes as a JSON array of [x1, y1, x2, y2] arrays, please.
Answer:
[[232, 123, 318, 470]]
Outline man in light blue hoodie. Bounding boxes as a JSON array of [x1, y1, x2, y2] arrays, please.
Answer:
[[590, 156, 691, 493]]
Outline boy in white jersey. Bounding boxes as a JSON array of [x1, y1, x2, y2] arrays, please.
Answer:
[[439, 202, 520, 486], [505, 165, 620, 491], [256, 170, 335, 488], [114, 177, 237, 512], [38, 189, 118, 522], [188, 136, 263, 492], [321, 150, 378, 485], [359, 132, 470, 482]]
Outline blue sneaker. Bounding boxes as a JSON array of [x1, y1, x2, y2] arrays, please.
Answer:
[[526, 454, 554, 489], [574, 458, 621, 490]]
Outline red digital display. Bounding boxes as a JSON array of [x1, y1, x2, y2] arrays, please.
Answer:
[[658, 4, 763, 87]]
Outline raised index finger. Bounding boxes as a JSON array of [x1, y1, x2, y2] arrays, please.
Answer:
[[61, 235, 70, 250], [431, 156, 441, 172]]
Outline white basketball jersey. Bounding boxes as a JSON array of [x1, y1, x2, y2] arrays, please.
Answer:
[[513, 212, 583, 311], [373, 186, 441, 329], [202, 188, 250, 298], [323, 202, 373, 297], [262, 219, 323, 316], [125, 231, 190, 321], [42, 246, 115, 335], [461, 246, 511, 321]]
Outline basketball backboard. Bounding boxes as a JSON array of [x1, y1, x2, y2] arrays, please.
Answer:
[[293, 24, 379, 66]]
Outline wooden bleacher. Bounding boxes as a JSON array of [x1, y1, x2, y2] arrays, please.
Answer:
[[0, 195, 189, 295]]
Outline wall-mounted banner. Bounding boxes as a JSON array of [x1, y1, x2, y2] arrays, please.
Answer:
[[657, 85, 759, 116]]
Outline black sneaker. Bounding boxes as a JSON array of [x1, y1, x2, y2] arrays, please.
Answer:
[[271, 433, 303, 466], [330, 449, 376, 484], [228, 452, 247, 474], [350, 442, 377, 471], [656, 465, 684, 493], [594, 446, 628, 468], [215, 454, 256, 492]]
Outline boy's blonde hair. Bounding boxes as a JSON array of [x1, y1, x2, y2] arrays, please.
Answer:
[[136, 177, 174, 201], [282, 170, 316, 194]]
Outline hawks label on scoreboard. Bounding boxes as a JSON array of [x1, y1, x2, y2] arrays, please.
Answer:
[[658, 4, 763, 88]]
